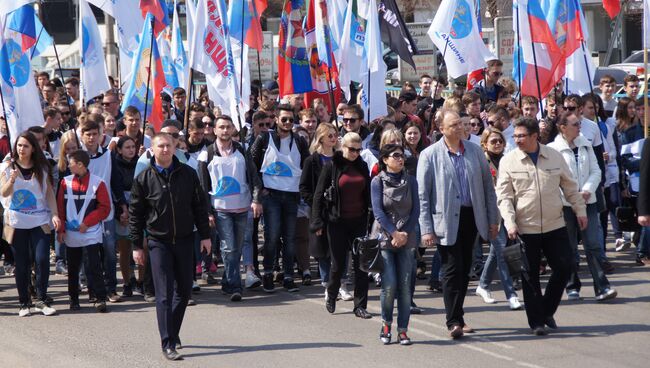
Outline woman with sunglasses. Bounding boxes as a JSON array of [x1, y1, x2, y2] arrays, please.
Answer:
[[371, 144, 419, 345], [474, 127, 522, 310], [312, 132, 372, 319], [548, 112, 617, 301]]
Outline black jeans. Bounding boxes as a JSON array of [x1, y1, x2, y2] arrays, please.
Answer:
[[438, 207, 477, 329], [148, 236, 194, 350], [67, 244, 106, 302], [520, 228, 573, 329], [326, 216, 368, 310]]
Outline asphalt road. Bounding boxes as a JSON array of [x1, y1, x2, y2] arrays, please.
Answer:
[[0, 247, 648, 368]]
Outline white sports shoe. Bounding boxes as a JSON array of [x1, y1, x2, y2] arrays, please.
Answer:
[[34, 301, 57, 316], [615, 238, 631, 252], [18, 306, 31, 317], [338, 285, 353, 301], [508, 296, 523, 310], [475, 286, 496, 304], [244, 272, 262, 289]]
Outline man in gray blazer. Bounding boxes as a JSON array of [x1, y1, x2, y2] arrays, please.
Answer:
[[417, 109, 499, 339]]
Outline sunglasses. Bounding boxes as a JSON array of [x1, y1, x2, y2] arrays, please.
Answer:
[[345, 146, 362, 153], [565, 106, 577, 111], [388, 152, 404, 159], [566, 122, 581, 127], [470, 122, 481, 127], [280, 117, 294, 123], [489, 139, 504, 144], [327, 133, 337, 139], [342, 118, 358, 124]]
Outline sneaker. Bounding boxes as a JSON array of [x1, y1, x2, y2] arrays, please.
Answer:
[[33, 301, 57, 316], [508, 296, 523, 310], [245, 272, 262, 289], [263, 273, 275, 293], [187, 298, 196, 306], [108, 292, 122, 303], [567, 290, 581, 301], [133, 282, 144, 296], [88, 294, 98, 304], [302, 273, 312, 286], [95, 301, 107, 313], [373, 273, 382, 287], [122, 283, 133, 297], [18, 304, 31, 317], [596, 288, 617, 301], [69, 300, 81, 311], [338, 285, 353, 301], [380, 324, 392, 344], [55, 262, 68, 276], [230, 292, 242, 302], [475, 286, 496, 304], [428, 279, 443, 293], [192, 281, 201, 292], [201, 272, 217, 285], [273, 271, 284, 284], [398, 332, 412, 346], [144, 293, 156, 303], [283, 278, 299, 292], [615, 238, 631, 252], [4, 264, 15, 276]]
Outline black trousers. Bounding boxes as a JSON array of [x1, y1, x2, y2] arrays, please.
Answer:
[[148, 236, 194, 351], [520, 228, 573, 329], [438, 207, 477, 329], [326, 216, 368, 310], [67, 244, 106, 302]]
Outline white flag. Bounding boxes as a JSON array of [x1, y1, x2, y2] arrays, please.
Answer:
[[79, 0, 111, 103], [339, 0, 367, 100], [328, 0, 347, 63], [186, 0, 197, 50], [645, 0, 650, 48], [427, 0, 495, 78], [171, 0, 189, 89], [359, 0, 387, 122]]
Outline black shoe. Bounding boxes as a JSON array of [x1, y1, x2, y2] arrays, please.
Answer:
[[263, 274, 275, 293], [122, 283, 133, 297], [410, 306, 423, 314], [532, 326, 547, 336], [230, 292, 242, 302], [69, 300, 81, 311], [428, 279, 442, 293], [133, 282, 144, 296], [302, 274, 312, 286], [545, 317, 558, 330], [283, 279, 299, 292], [162, 348, 183, 361], [88, 294, 98, 304], [95, 301, 107, 313], [354, 307, 372, 319], [326, 296, 336, 313]]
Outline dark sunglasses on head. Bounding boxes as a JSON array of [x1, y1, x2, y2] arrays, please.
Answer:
[[342, 118, 358, 124], [280, 117, 294, 123], [345, 146, 362, 153]]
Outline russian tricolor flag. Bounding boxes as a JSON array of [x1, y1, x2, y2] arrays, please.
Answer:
[[140, 0, 170, 37], [7, 5, 37, 53], [228, 0, 267, 52]]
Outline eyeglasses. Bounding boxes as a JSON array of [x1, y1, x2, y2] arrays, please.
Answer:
[[280, 117, 294, 123], [345, 146, 362, 153], [567, 122, 581, 127], [565, 106, 577, 111], [489, 138, 504, 145], [470, 122, 481, 127], [388, 152, 404, 159], [512, 134, 530, 139], [342, 118, 358, 124]]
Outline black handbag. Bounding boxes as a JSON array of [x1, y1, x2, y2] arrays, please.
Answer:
[[353, 236, 384, 273], [502, 235, 530, 278], [616, 198, 641, 232]]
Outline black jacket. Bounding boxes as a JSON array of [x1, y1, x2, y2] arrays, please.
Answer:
[[196, 140, 263, 213], [339, 125, 371, 142], [299, 152, 326, 208], [250, 130, 309, 186], [638, 138, 650, 216], [311, 151, 370, 232], [129, 155, 210, 248], [111, 152, 137, 214]]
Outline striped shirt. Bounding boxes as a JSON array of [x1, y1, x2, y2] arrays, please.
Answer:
[[445, 140, 472, 207]]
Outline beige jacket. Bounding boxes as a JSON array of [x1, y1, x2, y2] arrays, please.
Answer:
[[495, 144, 586, 235]]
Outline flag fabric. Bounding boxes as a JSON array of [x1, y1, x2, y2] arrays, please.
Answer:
[[191, 0, 241, 117], [339, 0, 367, 100], [378, 0, 417, 70], [558, 0, 594, 95], [512, 0, 563, 98], [79, 0, 111, 103], [359, 0, 388, 122], [313, 0, 334, 67], [7, 5, 37, 53], [644, 0, 650, 49], [277, 0, 312, 97], [0, 1, 34, 21], [228, 0, 267, 52], [30, 13, 53, 59], [139, 0, 170, 37], [467, 0, 485, 90], [428, 0, 495, 79], [186, 0, 197, 49], [603, 0, 621, 20], [159, 31, 180, 94], [121, 13, 166, 131], [0, 14, 43, 145], [327, 0, 346, 63], [171, 0, 189, 88]]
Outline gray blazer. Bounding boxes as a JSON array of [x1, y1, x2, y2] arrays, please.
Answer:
[[417, 139, 498, 246]]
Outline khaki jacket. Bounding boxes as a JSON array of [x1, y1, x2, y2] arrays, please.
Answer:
[[495, 144, 586, 235]]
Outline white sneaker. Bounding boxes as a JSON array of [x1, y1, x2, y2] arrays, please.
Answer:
[[615, 238, 631, 252], [34, 301, 57, 316], [567, 290, 581, 301], [475, 286, 496, 304], [18, 306, 31, 317], [245, 272, 262, 289], [338, 285, 353, 301], [508, 296, 523, 310], [324, 289, 328, 301]]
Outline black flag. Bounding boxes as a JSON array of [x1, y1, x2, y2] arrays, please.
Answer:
[[378, 0, 418, 70]]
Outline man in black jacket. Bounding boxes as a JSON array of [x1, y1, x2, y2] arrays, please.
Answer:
[[637, 138, 650, 262], [129, 133, 211, 361]]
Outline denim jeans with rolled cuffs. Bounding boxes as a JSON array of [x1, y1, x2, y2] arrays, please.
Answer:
[[564, 204, 611, 296], [216, 211, 248, 294], [479, 225, 516, 299], [381, 247, 415, 332], [262, 190, 299, 278], [11, 227, 51, 305]]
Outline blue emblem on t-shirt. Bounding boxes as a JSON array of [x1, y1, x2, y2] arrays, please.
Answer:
[[264, 161, 293, 177], [66, 219, 80, 231], [10, 189, 37, 212], [214, 176, 241, 197]]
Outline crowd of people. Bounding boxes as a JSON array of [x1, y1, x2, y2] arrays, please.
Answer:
[[1, 59, 649, 359]]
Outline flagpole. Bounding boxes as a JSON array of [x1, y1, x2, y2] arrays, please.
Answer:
[[529, 40, 545, 119], [29, 26, 45, 59], [183, 68, 194, 135], [256, 50, 263, 84], [326, 64, 337, 125], [515, 4, 522, 109], [141, 16, 155, 150], [645, 46, 648, 138], [238, 0, 246, 145], [0, 85, 10, 145], [366, 70, 370, 123], [580, 41, 594, 94]]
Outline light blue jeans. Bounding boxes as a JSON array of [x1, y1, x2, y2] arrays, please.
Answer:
[[215, 211, 248, 294], [380, 247, 415, 332], [479, 225, 516, 299]]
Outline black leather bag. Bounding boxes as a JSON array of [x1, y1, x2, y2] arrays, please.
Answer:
[[502, 235, 530, 278], [353, 236, 384, 273]]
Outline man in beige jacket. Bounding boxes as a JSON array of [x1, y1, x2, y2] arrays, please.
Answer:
[[496, 117, 587, 336]]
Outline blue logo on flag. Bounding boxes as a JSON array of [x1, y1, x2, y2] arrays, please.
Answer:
[[214, 176, 242, 197], [264, 162, 293, 177], [450, 0, 473, 40], [1, 40, 30, 87]]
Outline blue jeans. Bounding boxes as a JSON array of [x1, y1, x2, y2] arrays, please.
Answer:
[[380, 247, 414, 332], [55, 238, 66, 266], [318, 257, 331, 285], [429, 250, 442, 283], [262, 190, 298, 277], [564, 204, 610, 295], [242, 210, 255, 267], [102, 219, 118, 293], [215, 211, 248, 293], [479, 225, 516, 299], [11, 227, 51, 305], [638, 226, 650, 257]]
